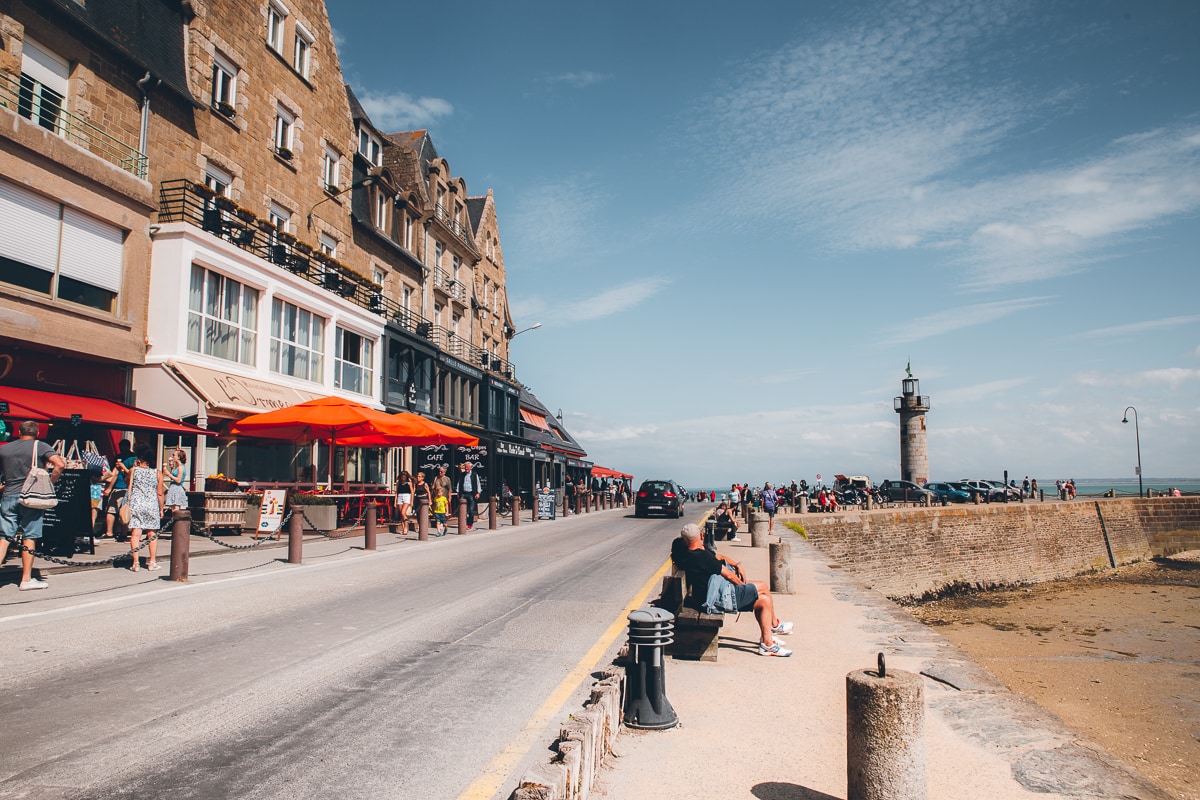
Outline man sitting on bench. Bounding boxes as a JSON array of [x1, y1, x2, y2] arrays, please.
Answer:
[[672, 524, 793, 657]]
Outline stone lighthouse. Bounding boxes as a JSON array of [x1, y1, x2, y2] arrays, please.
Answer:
[[893, 365, 930, 484]]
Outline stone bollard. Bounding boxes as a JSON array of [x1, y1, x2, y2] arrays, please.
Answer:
[[168, 508, 190, 582], [287, 505, 303, 564], [417, 499, 429, 541], [847, 655, 926, 800], [488, 496, 498, 530], [770, 540, 793, 594], [624, 608, 678, 730], [750, 509, 769, 548], [364, 502, 377, 550]]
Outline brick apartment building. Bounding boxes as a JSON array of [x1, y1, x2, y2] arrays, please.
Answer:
[[0, 0, 581, 497]]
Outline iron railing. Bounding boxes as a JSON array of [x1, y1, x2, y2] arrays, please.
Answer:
[[0, 71, 148, 179], [432, 203, 476, 250], [157, 179, 519, 382]]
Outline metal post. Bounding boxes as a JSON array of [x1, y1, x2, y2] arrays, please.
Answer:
[[457, 496, 468, 534], [417, 498, 429, 541], [168, 509, 190, 582], [563, 494, 570, 518], [488, 496, 497, 530], [287, 506, 303, 564], [624, 608, 678, 730], [364, 501, 377, 550], [511, 495, 521, 527]]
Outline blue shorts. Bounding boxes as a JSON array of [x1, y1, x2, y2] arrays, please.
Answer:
[[434, 512, 447, 524], [734, 582, 759, 612], [0, 494, 45, 541]]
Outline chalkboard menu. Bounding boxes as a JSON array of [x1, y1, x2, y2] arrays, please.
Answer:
[[42, 468, 93, 557], [536, 491, 557, 521]]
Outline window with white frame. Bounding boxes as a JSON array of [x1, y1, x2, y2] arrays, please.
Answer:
[[434, 241, 444, 270], [319, 232, 337, 257], [452, 254, 461, 282], [266, 1, 288, 53], [187, 264, 258, 365], [270, 298, 324, 382], [211, 53, 237, 114], [335, 328, 374, 395], [321, 146, 339, 192], [19, 38, 68, 135], [401, 285, 412, 312], [292, 24, 312, 78], [274, 106, 294, 157], [357, 127, 381, 166], [403, 215, 414, 250], [373, 189, 387, 230], [372, 267, 385, 286], [269, 202, 292, 234], [205, 165, 232, 198]]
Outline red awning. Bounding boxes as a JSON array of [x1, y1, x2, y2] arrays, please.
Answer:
[[520, 408, 549, 431], [592, 465, 633, 479], [0, 386, 207, 435]]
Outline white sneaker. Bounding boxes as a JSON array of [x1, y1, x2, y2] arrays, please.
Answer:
[[758, 641, 792, 657], [18, 578, 48, 591], [772, 621, 794, 636], [730, 536, 742, 542]]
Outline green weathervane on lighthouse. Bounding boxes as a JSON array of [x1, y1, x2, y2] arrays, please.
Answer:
[[905, 360, 912, 378]]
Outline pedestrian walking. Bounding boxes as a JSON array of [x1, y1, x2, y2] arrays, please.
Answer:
[[458, 462, 481, 530], [0, 421, 66, 590], [395, 470, 414, 531], [126, 447, 164, 571]]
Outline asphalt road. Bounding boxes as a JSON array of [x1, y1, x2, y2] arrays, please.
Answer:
[[0, 505, 701, 799]]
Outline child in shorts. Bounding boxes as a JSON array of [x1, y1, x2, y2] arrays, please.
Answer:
[[431, 486, 448, 536]]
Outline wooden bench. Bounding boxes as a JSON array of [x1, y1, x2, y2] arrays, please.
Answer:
[[652, 571, 725, 662]]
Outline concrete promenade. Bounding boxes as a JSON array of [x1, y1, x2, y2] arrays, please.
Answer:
[[594, 530, 1169, 800]]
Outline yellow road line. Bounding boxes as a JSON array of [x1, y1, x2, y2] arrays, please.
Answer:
[[457, 555, 674, 800]]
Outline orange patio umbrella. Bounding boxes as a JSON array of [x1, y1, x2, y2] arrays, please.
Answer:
[[337, 412, 479, 448]]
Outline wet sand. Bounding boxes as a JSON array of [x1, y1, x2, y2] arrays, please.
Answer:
[[905, 555, 1200, 800]]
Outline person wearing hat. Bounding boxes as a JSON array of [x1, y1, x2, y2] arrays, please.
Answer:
[[457, 462, 482, 530]]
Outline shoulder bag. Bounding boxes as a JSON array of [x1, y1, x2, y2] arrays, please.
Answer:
[[19, 445, 58, 509]]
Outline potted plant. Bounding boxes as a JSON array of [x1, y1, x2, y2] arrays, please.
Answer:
[[216, 100, 236, 119], [276, 146, 293, 161], [287, 491, 337, 531]]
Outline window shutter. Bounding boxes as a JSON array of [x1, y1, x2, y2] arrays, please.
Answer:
[[60, 207, 124, 293], [0, 178, 60, 273]]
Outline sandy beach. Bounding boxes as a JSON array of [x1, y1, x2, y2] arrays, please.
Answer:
[[904, 554, 1200, 800]]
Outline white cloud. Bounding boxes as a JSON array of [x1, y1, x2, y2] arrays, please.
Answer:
[[518, 277, 671, 326], [690, 0, 1200, 289], [888, 297, 1053, 343], [541, 71, 611, 89], [506, 177, 609, 265], [358, 91, 454, 131], [1076, 315, 1200, 339]]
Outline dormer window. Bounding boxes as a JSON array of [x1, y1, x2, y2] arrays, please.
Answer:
[[373, 189, 388, 230], [358, 128, 382, 166], [19, 38, 68, 135]]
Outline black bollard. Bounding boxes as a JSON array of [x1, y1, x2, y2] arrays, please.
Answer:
[[168, 508, 190, 582], [624, 608, 678, 730]]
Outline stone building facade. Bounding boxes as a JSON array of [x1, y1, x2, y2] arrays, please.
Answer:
[[0, 0, 570, 497]]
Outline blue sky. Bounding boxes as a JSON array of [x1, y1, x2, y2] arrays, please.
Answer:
[[328, 0, 1200, 487]]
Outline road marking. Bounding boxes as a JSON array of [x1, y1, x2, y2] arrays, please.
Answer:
[[456, 554, 674, 800]]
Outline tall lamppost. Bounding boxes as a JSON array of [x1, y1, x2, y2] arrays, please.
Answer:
[[1121, 406, 1143, 498]]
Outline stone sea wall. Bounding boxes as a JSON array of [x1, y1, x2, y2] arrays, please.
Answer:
[[789, 497, 1200, 601]]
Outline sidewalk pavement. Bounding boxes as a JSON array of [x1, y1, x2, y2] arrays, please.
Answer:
[[594, 530, 1168, 800]]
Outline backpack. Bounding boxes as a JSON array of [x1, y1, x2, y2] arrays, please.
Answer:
[[763, 491, 776, 512], [19, 444, 58, 509]]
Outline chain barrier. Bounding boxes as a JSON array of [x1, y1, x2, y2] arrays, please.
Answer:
[[188, 510, 288, 550], [3, 515, 169, 568], [299, 503, 366, 540]]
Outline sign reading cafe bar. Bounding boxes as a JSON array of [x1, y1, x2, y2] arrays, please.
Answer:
[[414, 444, 488, 485]]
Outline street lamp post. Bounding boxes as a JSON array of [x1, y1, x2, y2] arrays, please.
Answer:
[[508, 322, 542, 339], [1121, 406, 1143, 498]]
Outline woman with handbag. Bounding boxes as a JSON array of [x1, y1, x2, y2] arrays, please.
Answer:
[[101, 439, 136, 540], [0, 421, 67, 590], [125, 446, 164, 572]]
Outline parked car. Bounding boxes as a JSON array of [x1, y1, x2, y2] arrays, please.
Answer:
[[926, 482, 971, 504], [948, 481, 987, 501], [876, 479, 935, 503], [634, 479, 686, 518], [959, 479, 1008, 501], [985, 479, 1022, 500]]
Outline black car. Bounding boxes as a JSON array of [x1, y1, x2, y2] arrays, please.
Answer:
[[876, 479, 935, 503], [634, 479, 686, 518]]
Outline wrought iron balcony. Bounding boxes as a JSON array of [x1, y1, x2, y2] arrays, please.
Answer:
[[431, 203, 476, 250], [0, 71, 148, 179]]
